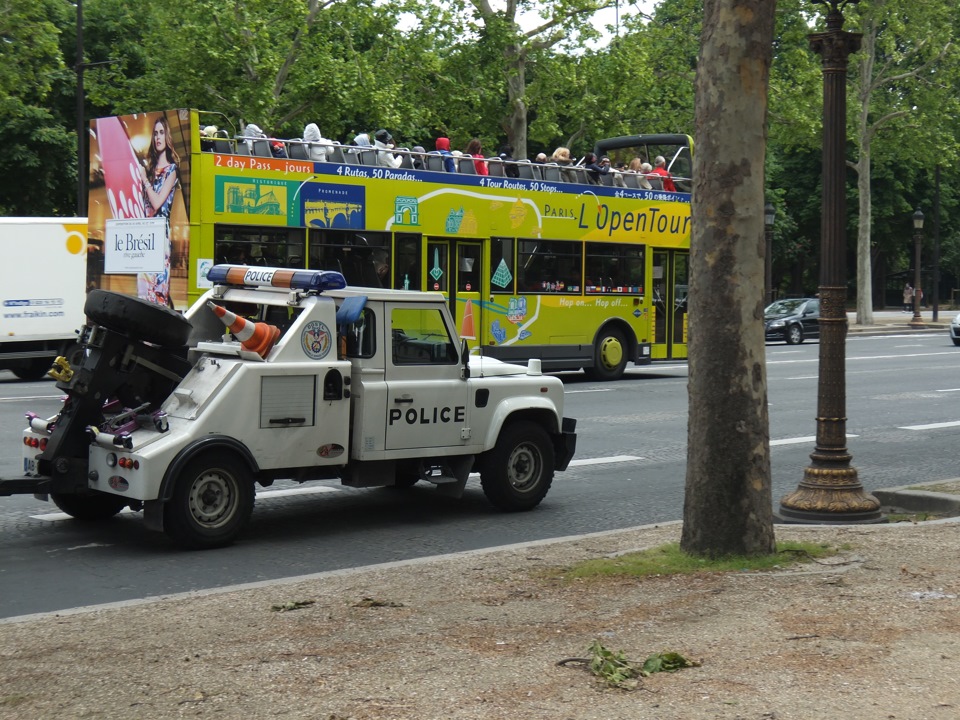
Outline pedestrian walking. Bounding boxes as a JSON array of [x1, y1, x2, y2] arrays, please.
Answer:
[[903, 283, 914, 312]]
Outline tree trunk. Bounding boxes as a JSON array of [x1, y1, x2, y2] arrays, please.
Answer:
[[855, 145, 873, 320], [854, 29, 875, 324], [681, 0, 776, 558], [505, 42, 528, 160]]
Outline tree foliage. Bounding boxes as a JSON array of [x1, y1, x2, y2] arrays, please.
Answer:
[[0, 0, 76, 215]]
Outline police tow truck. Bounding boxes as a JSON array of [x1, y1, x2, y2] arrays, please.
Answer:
[[1, 266, 577, 549]]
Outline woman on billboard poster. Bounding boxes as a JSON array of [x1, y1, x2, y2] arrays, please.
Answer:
[[140, 115, 180, 219]]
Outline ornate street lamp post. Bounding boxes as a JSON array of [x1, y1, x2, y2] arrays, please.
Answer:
[[764, 203, 775, 304], [778, 0, 883, 524], [910, 208, 924, 326]]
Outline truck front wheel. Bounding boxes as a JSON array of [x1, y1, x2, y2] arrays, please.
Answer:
[[51, 492, 128, 521], [480, 421, 554, 511], [164, 452, 255, 549]]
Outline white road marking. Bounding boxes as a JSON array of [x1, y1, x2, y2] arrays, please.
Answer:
[[565, 388, 614, 394], [32, 508, 138, 522], [936, 389, 960, 393], [568, 455, 642, 466], [65, 543, 113, 551], [256, 486, 339, 499], [0, 395, 63, 403], [768, 351, 958, 365], [899, 421, 960, 431], [771, 435, 858, 447]]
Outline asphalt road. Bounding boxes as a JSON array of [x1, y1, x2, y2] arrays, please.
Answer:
[[1, 330, 959, 619]]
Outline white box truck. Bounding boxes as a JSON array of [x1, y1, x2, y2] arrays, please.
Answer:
[[0, 218, 88, 380]]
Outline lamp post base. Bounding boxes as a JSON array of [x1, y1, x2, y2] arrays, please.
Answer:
[[777, 465, 886, 524]]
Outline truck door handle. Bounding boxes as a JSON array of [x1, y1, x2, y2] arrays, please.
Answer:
[[394, 397, 414, 404], [269, 417, 306, 425]]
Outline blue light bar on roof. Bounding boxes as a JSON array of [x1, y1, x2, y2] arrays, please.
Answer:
[[207, 265, 346, 292]]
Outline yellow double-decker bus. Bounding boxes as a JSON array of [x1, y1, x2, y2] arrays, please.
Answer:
[[86, 109, 691, 380]]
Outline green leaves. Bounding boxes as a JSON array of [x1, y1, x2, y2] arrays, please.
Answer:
[[560, 640, 702, 690]]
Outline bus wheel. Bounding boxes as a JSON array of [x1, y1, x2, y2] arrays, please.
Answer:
[[163, 452, 255, 549], [480, 421, 554, 511], [84, 290, 192, 348], [587, 327, 628, 381], [51, 492, 128, 521]]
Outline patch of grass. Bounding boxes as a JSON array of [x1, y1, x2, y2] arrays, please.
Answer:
[[559, 541, 837, 580], [886, 512, 944, 523], [906, 483, 960, 495], [0, 695, 29, 708]]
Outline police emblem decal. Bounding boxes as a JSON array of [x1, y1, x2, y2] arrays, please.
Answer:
[[301, 320, 332, 359]]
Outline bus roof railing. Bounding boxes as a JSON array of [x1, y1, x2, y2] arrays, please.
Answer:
[[208, 135, 691, 191]]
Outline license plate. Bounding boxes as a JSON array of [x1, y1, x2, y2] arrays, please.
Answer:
[[23, 457, 37, 475]]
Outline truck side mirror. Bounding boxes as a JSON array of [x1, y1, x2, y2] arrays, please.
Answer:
[[460, 339, 470, 380]]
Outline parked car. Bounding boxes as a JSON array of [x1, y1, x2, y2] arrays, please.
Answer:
[[950, 313, 960, 346], [764, 298, 819, 345]]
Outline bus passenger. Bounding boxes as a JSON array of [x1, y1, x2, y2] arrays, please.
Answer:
[[583, 152, 610, 184], [374, 129, 403, 169], [242, 123, 265, 153], [651, 156, 677, 192], [628, 158, 653, 190], [550, 147, 572, 166], [465, 138, 488, 175], [303, 123, 329, 162], [435, 137, 457, 172], [498, 144, 519, 178]]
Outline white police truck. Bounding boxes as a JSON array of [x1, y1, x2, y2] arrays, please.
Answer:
[[2, 266, 576, 549]]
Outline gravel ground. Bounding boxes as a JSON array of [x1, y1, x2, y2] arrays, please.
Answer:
[[2, 519, 959, 720]]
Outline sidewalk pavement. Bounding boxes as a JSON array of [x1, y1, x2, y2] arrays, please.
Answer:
[[847, 307, 952, 334]]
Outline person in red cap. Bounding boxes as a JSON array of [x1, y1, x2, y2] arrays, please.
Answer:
[[435, 137, 456, 172]]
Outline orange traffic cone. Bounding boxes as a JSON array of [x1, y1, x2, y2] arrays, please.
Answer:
[[207, 302, 281, 359], [460, 299, 476, 340]]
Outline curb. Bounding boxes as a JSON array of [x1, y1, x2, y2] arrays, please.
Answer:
[[874, 481, 960, 515]]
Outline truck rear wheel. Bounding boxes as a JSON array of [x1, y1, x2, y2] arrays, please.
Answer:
[[163, 452, 255, 549], [51, 492, 128, 521], [84, 290, 191, 347], [12, 358, 53, 381], [480, 421, 554, 511]]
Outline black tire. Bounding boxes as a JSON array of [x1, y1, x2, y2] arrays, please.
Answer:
[[480, 421, 554, 511], [12, 358, 53, 381], [391, 461, 421, 488], [952, 338, 960, 347], [51, 492, 128, 521], [586, 327, 628, 381], [85, 290, 191, 347], [785, 324, 804, 345], [163, 452, 255, 549]]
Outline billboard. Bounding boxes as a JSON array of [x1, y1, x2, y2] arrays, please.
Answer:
[[88, 109, 192, 309]]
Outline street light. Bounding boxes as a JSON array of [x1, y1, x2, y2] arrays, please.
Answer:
[[764, 203, 775, 304], [910, 208, 924, 326], [777, 0, 882, 525]]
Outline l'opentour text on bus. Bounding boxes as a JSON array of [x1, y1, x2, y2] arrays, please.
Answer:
[[86, 108, 692, 381]]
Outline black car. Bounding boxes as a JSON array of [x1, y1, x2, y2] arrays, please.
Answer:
[[764, 298, 819, 344]]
